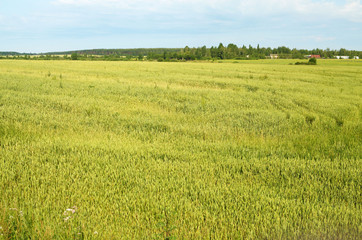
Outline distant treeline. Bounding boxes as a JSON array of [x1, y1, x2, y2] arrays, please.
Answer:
[[0, 51, 32, 56], [45, 48, 181, 56], [1, 44, 361, 61]]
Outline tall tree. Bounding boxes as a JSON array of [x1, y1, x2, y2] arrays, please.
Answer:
[[217, 43, 225, 59]]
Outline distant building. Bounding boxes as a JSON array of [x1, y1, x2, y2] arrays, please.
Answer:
[[270, 54, 278, 59], [335, 56, 350, 59], [310, 55, 321, 58], [353, 56, 359, 59]]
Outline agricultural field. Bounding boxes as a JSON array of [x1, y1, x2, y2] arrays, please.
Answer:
[[0, 59, 361, 239]]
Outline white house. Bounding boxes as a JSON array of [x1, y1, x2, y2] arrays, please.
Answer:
[[335, 56, 349, 59]]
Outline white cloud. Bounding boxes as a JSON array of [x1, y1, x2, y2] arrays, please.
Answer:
[[53, 0, 362, 22], [238, 0, 362, 21], [340, 0, 362, 22], [310, 36, 337, 42], [297, 0, 362, 22]]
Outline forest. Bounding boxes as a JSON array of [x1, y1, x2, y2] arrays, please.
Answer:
[[1, 44, 361, 61]]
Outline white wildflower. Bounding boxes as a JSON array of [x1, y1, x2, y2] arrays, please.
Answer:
[[63, 206, 78, 221], [64, 206, 77, 215], [65, 208, 76, 214], [94, 231, 98, 235]]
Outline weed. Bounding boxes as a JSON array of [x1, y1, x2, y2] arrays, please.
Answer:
[[335, 117, 344, 127], [259, 74, 268, 80], [286, 112, 291, 120], [245, 85, 259, 92], [305, 115, 316, 125], [155, 209, 177, 240]]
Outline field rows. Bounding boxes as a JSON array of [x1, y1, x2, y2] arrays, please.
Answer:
[[0, 60, 361, 239]]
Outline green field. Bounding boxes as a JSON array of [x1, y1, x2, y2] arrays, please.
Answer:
[[0, 59, 361, 239]]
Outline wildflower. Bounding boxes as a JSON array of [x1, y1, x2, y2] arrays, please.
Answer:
[[63, 206, 77, 221], [65, 208, 76, 214], [94, 231, 98, 235], [63, 206, 77, 215]]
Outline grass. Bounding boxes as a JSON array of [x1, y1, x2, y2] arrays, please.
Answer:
[[0, 59, 361, 239]]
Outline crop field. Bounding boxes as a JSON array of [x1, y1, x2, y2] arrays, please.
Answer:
[[0, 59, 361, 239]]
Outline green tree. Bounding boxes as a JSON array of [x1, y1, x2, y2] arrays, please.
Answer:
[[217, 43, 225, 59], [71, 53, 78, 60], [201, 46, 207, 58], [210, 47, 218, 58], [226, 43, 239, 59], [308, 57, 317, 65]]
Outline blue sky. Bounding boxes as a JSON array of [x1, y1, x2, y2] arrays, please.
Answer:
[[0, 0, 361, 52]]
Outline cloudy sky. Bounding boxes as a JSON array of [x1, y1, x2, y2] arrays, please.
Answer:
[[0, 0, 361, 52]]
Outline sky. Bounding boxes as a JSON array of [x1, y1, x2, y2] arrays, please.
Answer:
[[0, 0, 361, 53]]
